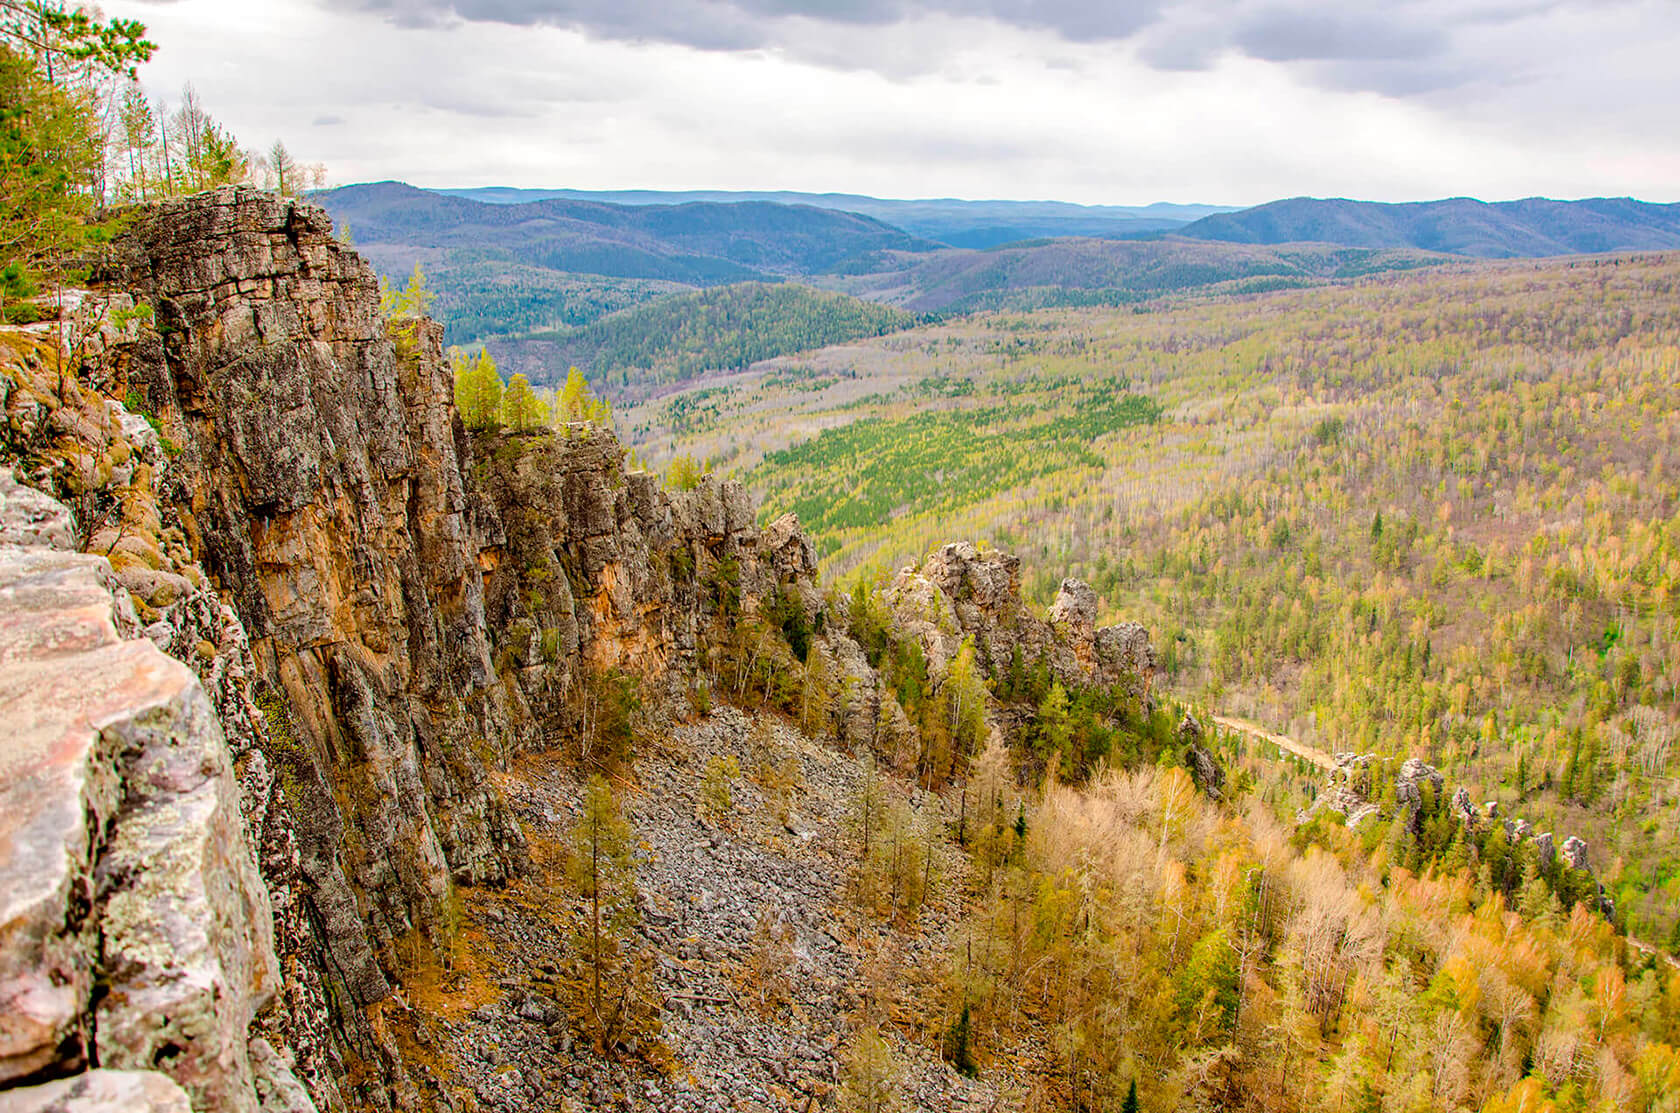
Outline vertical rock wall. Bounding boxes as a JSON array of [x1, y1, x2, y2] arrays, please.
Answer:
[[102, 189, 528, 987]]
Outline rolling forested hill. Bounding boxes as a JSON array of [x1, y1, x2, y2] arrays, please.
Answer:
[[826, 236, 1450, 312], [487, 282, 917, 395], [1179, 196, 1680, 257], [627, 252, 1680, 948], [317, 181, 939, 280], [313, 182, 942, 349], [435, 186, 1235, 248]]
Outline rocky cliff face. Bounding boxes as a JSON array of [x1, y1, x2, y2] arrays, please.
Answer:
[[0, 188, 1160, 1112]]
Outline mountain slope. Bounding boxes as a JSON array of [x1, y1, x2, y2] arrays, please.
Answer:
[[314, 181, 942, 283], [1179, 195, 1680, 257], [639, 251, 1680, 948], [827, 236, 1450, 312], [490, 281, 916, 394]]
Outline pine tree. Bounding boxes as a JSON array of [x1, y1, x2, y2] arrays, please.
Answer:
[[839, 1026, 899, 1113], [451, 348, 503, 431], [262, 138, 298, 196], [557, 365, 612, 427], [501, 371, 547, 432], [1121, 1079, 1139, 1113], [944, 1002, 976, 1077], [566, 775, 637, 1049], [801, 643, 834, 738], [1035, 681, 1071, 762], [116, 77, 158, 200], [383, 262, 435, 320], [665, 453, 703, 491], [945, 637, 987, 766], [0, 46, 101, 306], [171, 83, 245, 192]]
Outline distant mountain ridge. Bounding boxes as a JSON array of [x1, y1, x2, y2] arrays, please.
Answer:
[[1178, 196, 1680, 257], [311, 180, 1680, 388], [317, 181, 939, 283], [430, 186, 1235, 249]]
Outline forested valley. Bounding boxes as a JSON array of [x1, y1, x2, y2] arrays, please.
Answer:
[[5, 4, 1680, 1107], [634, 254, 1680, 960]]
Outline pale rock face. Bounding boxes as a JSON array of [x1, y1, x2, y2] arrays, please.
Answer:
[[1394, 758, 1445, 818], [762, 512, 819, 583], [1177, 714, 1225, 801], [1048, 578, 1098, 635], [0, 471, 76, 550], [0, 490, 300, 1110], [0, 553, 125, 1082], [1562, 836, 1590, 871], [0, 1069, 193, 1113], [92, 669, 278, 1113]]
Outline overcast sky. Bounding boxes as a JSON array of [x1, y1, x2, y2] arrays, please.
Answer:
[[106, 0, 1679, 206]]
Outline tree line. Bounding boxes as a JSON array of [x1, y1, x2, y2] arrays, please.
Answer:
[[1, 1, 324, 318]]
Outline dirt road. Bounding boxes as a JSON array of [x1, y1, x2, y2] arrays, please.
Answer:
[[1209, 713, 1336, 770], [1211, 712, 1679, 968]]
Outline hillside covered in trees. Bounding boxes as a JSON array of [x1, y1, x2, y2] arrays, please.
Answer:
[[633, 252, 1680, 955], [310, 184, 1466, 386], [487, 281, 917, 396], [1177, 196, 1680, 257]]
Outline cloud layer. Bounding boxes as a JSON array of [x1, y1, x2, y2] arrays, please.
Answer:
[[331, 0, 1599, 97], [106, 0, 1680, 203]]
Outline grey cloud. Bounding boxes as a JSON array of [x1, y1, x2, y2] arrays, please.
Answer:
[[1232, 9, 1444, 63], [332, 0, 1637, 100], [341, 0, 1161, 44]]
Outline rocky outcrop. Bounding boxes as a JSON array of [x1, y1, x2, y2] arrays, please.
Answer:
[[0, 1071, 192, 1113], [102, 191, 528, 953], [472, 425, 798, 713], [1307, 753, 1382, 830], [1177, 714, 1226, 801], [80, 187, 860, 1105], [0, 480, 305, 1111], [888, 542, 1154, 697], [1394, 758, 1444, 819], [1303, 750, 1614, 917]]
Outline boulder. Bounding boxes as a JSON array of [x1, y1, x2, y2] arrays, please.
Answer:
[[1394, 758, 1444, 814], [0, 470, 75, 551], [762, 512, 818, 583]]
